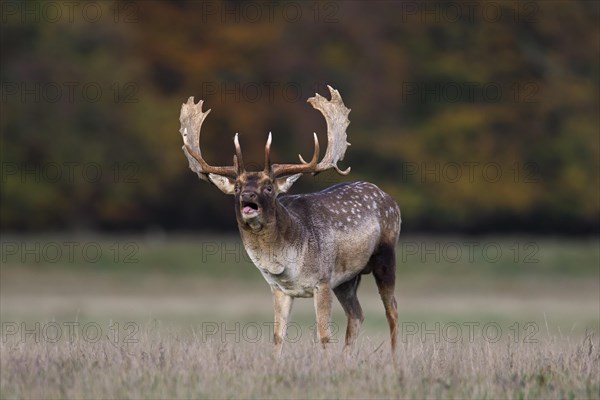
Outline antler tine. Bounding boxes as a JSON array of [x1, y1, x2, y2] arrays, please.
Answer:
[[263, 132, 272, 173], [180, 96, 238, 179], [234, 133, 245, 174], [271, 133, 320, 177], [307, 85, 351, 175]]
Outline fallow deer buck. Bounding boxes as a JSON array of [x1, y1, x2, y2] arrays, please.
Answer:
[[180, 86, 401, 355]]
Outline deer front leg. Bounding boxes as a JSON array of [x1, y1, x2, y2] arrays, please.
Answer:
[[272, 287, 293, 357], [314, 281, 333, 347]]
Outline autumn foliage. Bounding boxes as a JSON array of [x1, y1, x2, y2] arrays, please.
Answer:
[[1, 1, 598, 233]]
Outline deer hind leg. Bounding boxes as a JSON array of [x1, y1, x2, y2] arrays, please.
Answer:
[[272, 287, 294, 357], [333, 275, 364, 349], [370, 243, 398, 354]]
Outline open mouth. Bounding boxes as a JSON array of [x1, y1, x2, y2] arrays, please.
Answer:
[[241, 201, 261, 217]]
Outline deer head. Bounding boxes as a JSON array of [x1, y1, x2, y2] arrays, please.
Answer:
[[180, 85, 351, 231]]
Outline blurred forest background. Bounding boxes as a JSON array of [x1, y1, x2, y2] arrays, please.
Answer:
[[1, 0, 598, 234], [1, 4, 598, 396]]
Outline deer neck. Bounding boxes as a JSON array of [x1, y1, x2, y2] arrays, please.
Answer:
[[240, 199, 301, 242], [238, 199, 306, 275]]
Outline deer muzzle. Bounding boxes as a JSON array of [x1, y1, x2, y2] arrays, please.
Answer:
[[240, 192, 261, 219]]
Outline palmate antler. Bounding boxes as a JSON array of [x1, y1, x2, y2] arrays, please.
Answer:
[[268, 85, 351, 177], [180, 86, 351, 179], [179, 96, 243, 180]]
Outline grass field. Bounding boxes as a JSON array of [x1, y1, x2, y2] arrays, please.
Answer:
[[1, 235, 598, 398]]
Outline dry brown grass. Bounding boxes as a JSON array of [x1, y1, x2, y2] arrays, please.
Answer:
[[1, 327, 598, 399], [1, 236, 598, 398]]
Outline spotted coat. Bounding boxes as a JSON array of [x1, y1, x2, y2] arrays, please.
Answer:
[[239, 181, 401, 297]]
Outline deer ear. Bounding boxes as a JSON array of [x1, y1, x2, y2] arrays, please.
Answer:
[[208, 173, 236, 195], [275, 173, 302, 193]]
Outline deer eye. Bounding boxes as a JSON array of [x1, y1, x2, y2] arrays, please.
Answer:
[[234, 184, 241, 194], [264, 184, 273, 193]]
